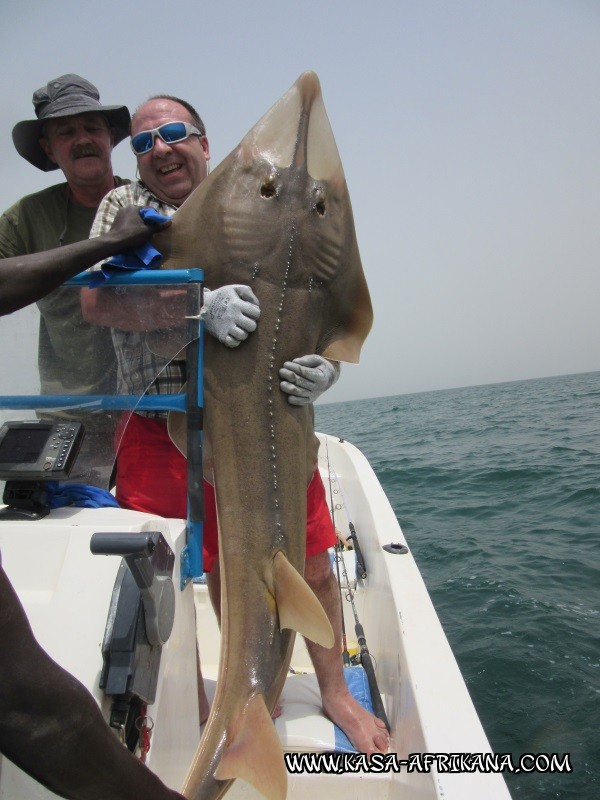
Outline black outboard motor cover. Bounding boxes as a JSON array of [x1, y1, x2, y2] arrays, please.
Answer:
[[91, 531, 175, 749]]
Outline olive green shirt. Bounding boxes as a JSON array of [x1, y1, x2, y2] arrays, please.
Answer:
[[0, 180, 127, 395]]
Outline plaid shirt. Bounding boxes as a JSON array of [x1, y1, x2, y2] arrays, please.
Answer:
[[90, 182, 186, 410]]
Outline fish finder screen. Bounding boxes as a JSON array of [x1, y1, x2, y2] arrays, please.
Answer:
[[0, 426, 51, 463]]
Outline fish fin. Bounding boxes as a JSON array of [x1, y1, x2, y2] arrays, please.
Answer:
[[273, 551, 335, 648], [215, 694, 286, 800], [167, 385, 187, 457], [320, 265, 373, 365]]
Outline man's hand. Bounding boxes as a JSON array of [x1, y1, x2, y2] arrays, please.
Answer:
[[109, 205, 172, 250], [203, 285, 260, 347], [279, 355, 340, 405]]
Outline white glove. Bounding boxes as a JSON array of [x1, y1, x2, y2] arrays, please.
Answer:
[[202, 285, 260, 347], [279, 355, 340, 406]]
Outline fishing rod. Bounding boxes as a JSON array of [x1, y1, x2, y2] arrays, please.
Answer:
[[347, 521, 367, 580], [329, 461, 367, 581], [325, 439, 391, 733], [332, 527, 391, 734]]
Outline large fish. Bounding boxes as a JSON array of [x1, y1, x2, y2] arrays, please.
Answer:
[[156, 71, 372, 800]]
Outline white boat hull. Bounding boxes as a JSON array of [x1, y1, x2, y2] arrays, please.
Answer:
[[0, 434, 511, 799]]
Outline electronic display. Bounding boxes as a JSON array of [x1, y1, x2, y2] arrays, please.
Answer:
[[0, 426, 52, 463], [0, 421, 84, 480]]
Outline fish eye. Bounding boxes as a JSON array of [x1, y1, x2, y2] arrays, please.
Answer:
[[260, 175, 277, 199], [313, 188, 326, 216]]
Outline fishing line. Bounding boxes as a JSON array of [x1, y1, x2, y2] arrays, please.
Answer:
[[324, 437, 391, 733], [325, 438, 351, 667]]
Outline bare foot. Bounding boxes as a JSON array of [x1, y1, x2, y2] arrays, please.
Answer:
[[322, 689, 389, 755], [302, 554, 389, 755], [272, 702, 283, 720]]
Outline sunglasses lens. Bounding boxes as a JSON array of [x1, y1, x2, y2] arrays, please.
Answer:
[[159, 122, 188, 143], [131, 132, 153, 154]]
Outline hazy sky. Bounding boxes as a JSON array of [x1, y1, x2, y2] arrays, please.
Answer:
[[1, 0, 599, 403]]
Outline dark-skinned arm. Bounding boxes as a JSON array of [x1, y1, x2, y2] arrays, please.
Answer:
[[0, 206, 170, 317], [0, 566, 184, 800]]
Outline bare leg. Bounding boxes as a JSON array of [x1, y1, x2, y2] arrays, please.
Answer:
[[303, 551, 389, 755], [0, 566, 183, 800]]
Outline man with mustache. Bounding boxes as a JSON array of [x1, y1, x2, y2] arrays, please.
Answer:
[[82, 95, 389, 756], [0, 74, 131, 486]]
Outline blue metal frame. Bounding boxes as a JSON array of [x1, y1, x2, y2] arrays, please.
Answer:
[[0, 395, 187, 412], [67, 269, 204, 287], [0, 268, 204, 588]]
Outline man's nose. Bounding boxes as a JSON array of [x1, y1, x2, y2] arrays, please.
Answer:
[[151, 136, 173, 157], [73, 125, 94, 143]]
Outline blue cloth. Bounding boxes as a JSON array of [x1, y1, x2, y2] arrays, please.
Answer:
[[88, 208, 171, 287], [333, 666, 375, 752], [45, 482, 120, 509]]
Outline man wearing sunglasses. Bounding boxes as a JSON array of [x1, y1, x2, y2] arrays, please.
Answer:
[[82, 95, 388, 757]]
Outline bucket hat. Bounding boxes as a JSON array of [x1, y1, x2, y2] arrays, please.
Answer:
[[12, 73, 130, 171]]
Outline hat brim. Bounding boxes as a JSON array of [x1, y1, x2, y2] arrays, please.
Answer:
[[12, 105, 131, 171]]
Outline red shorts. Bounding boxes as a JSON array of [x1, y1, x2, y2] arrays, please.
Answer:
[[116, 413, 336, 573], [115, 413, 188, 519]]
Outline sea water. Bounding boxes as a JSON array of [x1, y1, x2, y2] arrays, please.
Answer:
[[316, 371, 599, 800]]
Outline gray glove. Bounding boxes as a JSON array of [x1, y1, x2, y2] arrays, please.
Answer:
[[279, 355, 340, 406], [202, 285, 260, 347]]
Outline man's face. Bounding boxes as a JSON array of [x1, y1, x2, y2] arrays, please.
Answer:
[[132, 99, 210, 207], [40, 112, 114, 186]]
